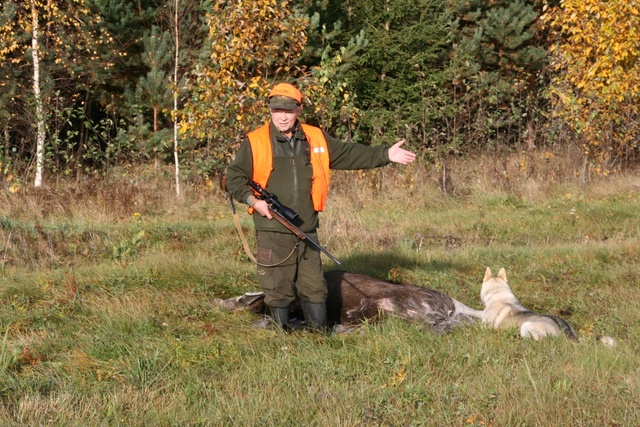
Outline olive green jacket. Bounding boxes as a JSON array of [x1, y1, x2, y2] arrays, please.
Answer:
[[225, 121, 390, 233]]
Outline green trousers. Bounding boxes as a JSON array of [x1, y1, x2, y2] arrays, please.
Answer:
[[255, 230, 327, 308]]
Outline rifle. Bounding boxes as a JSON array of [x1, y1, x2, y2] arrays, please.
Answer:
[[248, 180, 341, 265]]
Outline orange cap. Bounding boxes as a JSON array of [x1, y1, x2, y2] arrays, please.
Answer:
[[268, 83, 303, 103]]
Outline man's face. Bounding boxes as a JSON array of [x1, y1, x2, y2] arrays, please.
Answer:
[[270, 106, 301, 134]]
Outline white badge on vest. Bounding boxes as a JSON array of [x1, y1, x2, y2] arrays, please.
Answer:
[[313, 147, 325, 153]]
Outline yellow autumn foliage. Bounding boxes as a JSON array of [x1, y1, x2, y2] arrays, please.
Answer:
[[182, 0, 309, 162], [543, 0, 640, 171], [1, 0, 117, 112], [1, 0, 110, 66]]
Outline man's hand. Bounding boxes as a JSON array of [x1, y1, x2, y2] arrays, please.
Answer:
[[388, 139, 416, 165], [253, 199, 273, 219]]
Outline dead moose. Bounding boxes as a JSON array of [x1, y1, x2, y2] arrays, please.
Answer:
[[214, 270, 483, 333]]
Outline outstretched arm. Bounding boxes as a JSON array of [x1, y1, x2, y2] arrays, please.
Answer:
[[388, 139, 416, 165]]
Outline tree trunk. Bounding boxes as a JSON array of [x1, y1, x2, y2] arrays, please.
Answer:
[[525, 117, 535, 151], [173, 0, 181, 197], [153, 105, 158, 132], [31, 1, 46, 188]]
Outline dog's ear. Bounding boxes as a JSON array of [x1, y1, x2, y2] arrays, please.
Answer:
[[483, 267, 493, 282], [497, 268, 507, 281]]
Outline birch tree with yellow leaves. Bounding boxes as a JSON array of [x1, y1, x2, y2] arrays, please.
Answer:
[[543, 0, 640, 173], [182, 0, 309, 171], [0, 0, 116, 186]]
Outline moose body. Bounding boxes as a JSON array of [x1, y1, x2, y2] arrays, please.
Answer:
[[215, 270, 483, 332]]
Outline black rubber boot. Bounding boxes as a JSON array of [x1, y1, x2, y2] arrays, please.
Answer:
[[269, 306, 290, 330], [303, 301, 327, 331]]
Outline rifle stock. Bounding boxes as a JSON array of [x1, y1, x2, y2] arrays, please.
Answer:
[[268, 208, 305, 240]]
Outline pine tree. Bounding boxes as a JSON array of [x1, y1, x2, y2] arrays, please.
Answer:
[[89, 0, 158, 105], [60, 0, 158, 173], [136, 26, 174, 134], [447, 0, 546, 147], [336, 0, 454, 147]]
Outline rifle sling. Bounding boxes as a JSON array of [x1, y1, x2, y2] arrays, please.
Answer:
[[228, 196, 297, 267]]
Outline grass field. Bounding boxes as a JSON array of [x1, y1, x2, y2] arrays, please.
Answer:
[[1, 153, 639, 426]]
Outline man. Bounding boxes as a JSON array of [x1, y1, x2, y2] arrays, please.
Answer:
[[225, 82, 416, 331]]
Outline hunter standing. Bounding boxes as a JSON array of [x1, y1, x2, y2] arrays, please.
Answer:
[[225, 82, 416, 331]]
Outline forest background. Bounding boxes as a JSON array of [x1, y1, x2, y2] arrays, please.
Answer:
[[1, 0, 639, 190]]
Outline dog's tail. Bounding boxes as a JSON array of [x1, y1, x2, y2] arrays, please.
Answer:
[[452, 299, 484, 320], [544, 314, 579, 340]]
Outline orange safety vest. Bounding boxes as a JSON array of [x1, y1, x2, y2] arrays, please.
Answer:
[[247, 123, 330, 211]]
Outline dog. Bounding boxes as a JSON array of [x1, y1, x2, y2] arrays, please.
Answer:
[[214, 270, 484, 333], [480, 267, 578, 340]]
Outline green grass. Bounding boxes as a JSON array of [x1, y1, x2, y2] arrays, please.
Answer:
[[1, 160, 639, 426]]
